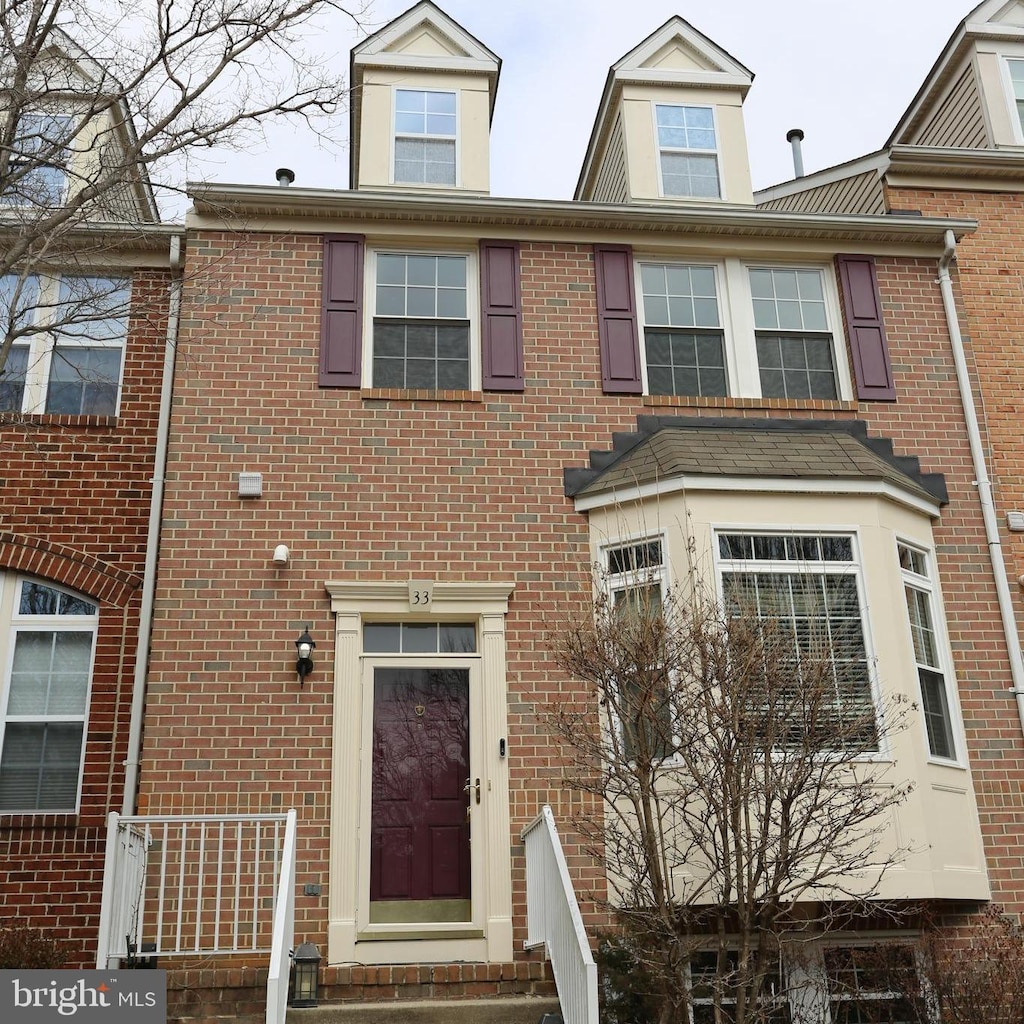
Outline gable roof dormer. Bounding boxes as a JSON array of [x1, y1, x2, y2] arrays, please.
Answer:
[[349, 1, 500, 194], [576, 17, 754, 205], [889, 0, 1024, 153]]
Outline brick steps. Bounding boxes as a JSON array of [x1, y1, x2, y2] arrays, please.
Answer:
[[285, 997, 561, 1024]]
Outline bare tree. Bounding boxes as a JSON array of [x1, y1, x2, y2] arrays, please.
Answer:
[[0, 0, 364, 400], [552, 564, 914, 1024]]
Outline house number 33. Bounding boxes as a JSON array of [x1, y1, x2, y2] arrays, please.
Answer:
[[408, 581, 434, 608]]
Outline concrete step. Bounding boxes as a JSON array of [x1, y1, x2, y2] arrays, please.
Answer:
[[285, 996, 561, 1024]]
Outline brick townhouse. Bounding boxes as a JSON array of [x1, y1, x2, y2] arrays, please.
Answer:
[[0, 34, 182, 961], [110, 3, 1024, 1020]]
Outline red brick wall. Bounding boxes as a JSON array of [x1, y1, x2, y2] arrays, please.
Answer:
[[141, 231, 1019, 990], [0, 270, 170, 964]]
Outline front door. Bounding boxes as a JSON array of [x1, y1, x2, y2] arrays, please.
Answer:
[[369, 666, 471, 923]]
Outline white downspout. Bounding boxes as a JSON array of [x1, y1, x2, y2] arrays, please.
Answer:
[[937, 228, 1024, 733], [121, 234, 183, 814]]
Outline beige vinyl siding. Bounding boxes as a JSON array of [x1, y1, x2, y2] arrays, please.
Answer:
[[910, 66, 990, 149], [757, 170, 885, 215], [588, 111, 629, 204]]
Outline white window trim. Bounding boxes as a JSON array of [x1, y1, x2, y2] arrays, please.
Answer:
[[634, 256, 852, 401], [0, 112, 75, 209], [896, 538, 965, 767], [997, 49, 1024, 145], [391, 86, 460, 188], [652, 101, 724, 202], [0, 575, 98, 815], [362, 246, 480, 391], [2, 272, 129, 417], [710, 525, 890, 760]]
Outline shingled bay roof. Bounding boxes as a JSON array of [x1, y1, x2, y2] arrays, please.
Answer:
[[564, 418, 947, 509]]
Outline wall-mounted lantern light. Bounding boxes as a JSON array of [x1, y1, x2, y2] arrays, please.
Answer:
[[290, 942, 321, 1007], [295, 627, 315, 686]]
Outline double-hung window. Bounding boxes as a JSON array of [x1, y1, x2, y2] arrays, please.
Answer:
[[1, 113, 75, 206], [717, 532, 876, 750], [0, 576, 97, 813], [750, 267, 838, 400], [371, 252, 471, 390], [655, 104, 720, 199], [604, 537, 672, 760], [689, 951, 790, 1024], [394, 89, 457, 186], [899, 543, 956, 760], [639, 263, 726, 396], [824, 946, 915, 1024], [1008, 59, 1024, 136], [0, 273, 130, 416]]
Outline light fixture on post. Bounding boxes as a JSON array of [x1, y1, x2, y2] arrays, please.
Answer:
[[290, 942, 321, 1007], [295, 626, 315, 686]]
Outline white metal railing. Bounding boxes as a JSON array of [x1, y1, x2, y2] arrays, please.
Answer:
[[97, 812, 294, 967], [521, 805, 599, 1024]]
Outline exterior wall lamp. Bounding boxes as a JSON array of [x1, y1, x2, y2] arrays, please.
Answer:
[[295, 627, 315, 686], [290, 942, 321, 1006]]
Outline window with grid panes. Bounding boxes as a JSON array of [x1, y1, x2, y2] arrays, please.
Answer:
[[898, 543, 956, 760], [655, 104, 721, 199], [0, 577, 97, 812], [394, 89, 457, 186], [639, 263, 727, 396], [749, 268, 838, 400], [372, 253, 470, 390]]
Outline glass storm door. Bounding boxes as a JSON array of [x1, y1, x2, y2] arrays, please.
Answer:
[[368, 666, 471, 923]]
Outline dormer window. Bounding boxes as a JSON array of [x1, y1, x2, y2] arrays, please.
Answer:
[[1, 114, 74, 206], [655, 104, 720, 199], [394, 89, 457, 186], [1008, 59, 1024, 136]]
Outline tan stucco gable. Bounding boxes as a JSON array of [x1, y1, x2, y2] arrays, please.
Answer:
[[576, 16, 754, 205]]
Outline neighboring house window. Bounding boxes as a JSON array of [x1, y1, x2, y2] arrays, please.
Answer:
[[689, 951, 790, 1024], [899, 543, 956, 760], [394, 89, 457, 186], [655, 104, 720, 199], [1, 114, 74, 206], [750, 267, 838, 399], [0, 273, 130, 415], [1009, 59, 1024, 135], [46, 276, 129, 415], [717, 532, 876, 750], [0, 576, 97, 813], [371, 252, 470, 389], [824, 946, 916, 1024], [638, 263, 726, 396], [604, 537, 672, 759]]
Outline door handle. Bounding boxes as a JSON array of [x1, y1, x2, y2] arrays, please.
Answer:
[[464, 777, 481, 804]]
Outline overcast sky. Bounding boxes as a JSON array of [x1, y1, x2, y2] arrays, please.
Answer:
[[195, 0, 978, 201]]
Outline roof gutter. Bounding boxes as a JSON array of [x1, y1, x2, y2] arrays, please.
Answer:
[[121, 233, 183, 814], [936, 229, 1024, 735]]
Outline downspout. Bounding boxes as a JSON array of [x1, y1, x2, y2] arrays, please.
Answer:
[[937, 228, 1024, 734], [121, 234, 183, 814]]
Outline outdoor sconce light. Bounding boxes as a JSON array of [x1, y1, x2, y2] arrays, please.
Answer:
[[290, 942, 321, 1007], [295, 627, 315, 686]]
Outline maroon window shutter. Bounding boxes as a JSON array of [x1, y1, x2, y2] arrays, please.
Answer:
[[836, 254, 895, 401], [594, 244, 642, 393], [480, 239, 524, 391], [320, 234, 364, 387]]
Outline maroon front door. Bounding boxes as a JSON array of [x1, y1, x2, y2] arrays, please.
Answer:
[[369, 667, 470, 914]]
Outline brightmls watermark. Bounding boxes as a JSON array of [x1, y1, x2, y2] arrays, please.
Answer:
[[1, 970, 166, 1022]]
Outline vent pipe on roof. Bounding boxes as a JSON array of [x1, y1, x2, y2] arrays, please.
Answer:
[[276, 167, 295, 187], [786, 128, 805, 178]]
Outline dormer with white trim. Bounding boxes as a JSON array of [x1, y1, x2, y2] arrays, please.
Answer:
[[576, 17, 754, 206], [891, 0, 1024, 153], [349, 1, 500, 195]]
